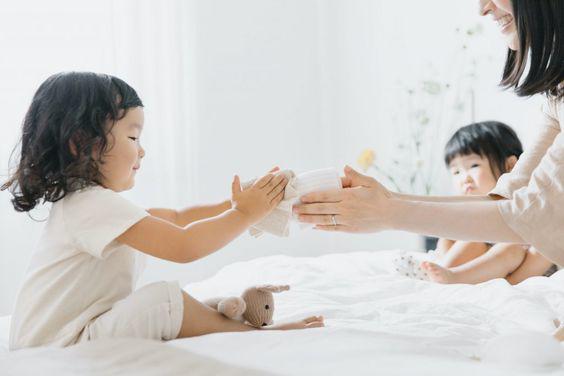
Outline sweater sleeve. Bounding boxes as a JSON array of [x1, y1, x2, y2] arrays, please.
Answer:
[[489, 98, 564, 266]]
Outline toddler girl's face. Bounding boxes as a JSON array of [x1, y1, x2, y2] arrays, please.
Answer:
[[448, 153, 498, 196], [97, 107, 145, 192]]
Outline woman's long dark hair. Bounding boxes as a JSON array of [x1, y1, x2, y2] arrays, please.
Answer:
[[1, 72, 143, 212], [444, 121, 523, 178], [501, 0, 564, 99]]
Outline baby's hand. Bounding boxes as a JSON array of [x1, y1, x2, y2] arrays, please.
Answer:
[[231, 172, 288, 224]]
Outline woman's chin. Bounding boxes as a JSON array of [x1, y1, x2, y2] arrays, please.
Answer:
[[506, 34, 519, 51]]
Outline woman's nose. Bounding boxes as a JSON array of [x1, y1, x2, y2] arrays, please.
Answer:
[[478, 0, 495, 16], [139, 145, 146, 159]]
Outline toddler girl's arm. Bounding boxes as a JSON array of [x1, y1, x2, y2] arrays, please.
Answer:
[[146, 167, 280, 226], [148, 201, 232, 227], [117, 173, 288, 263]]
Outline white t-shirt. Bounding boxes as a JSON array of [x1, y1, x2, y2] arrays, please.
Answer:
[[9, 185, 149, 350]]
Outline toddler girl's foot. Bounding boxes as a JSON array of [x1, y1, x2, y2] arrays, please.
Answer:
[[392, 252, 429, 280], [421, 261, 457, 284], [270, 316, 324, 330]]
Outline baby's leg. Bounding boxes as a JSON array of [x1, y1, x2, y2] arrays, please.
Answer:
[[422, 243, 527, 284], [505, 247, 554, 285], [176, 291, 323, 339], [439, 241, 490, 268]]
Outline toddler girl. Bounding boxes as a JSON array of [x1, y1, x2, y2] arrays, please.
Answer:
[[422, 121, 556, 284], [3, 72, 323, 350]]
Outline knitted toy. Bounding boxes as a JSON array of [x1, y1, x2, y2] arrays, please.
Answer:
[[204, 285, 290, 327]]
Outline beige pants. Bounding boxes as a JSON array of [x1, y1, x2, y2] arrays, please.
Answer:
[[77, 281, 184, 343]]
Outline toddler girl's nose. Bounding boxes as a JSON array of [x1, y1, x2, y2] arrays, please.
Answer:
[[462, 173, 474, 185]]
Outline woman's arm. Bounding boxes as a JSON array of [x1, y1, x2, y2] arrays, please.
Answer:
[[388, 198, 524, 243], [148, 200, 232, 227], [295, 166, 524, 244], [392, 192, 495, 203]]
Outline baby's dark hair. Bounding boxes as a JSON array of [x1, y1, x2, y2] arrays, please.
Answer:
[[1, 72, 143, 212], [444, 121, 523, 178]]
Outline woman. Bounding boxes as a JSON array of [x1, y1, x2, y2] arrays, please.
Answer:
[[293, 0, 564, 337]]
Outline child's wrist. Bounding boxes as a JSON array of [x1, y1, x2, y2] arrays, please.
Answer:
[[230, 207, 256, 227]]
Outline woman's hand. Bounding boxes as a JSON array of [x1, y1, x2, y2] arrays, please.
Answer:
[[231, 170, 288, 225], [293, 166, 393, 233]]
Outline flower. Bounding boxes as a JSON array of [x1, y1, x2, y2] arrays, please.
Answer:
[[422, 80, 441, 95], [357, 149, 375, 171]]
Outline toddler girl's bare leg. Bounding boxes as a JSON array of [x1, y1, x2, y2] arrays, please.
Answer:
[[440, 241, 490, 268], [423, 243, 526, 284], [505, 247, 554, 285], [176, 291, 324, 339]]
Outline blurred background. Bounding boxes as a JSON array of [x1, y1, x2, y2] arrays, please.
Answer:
[[0, 0, 545, 315]]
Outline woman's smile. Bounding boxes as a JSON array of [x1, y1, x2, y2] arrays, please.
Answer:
[[495, 14, 513, 33]]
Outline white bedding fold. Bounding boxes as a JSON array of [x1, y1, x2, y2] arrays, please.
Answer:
[[3, 250, 564, 375], [174, 250, 564, 375]]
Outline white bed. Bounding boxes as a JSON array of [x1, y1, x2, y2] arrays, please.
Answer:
[[2, 250, 564, 375]]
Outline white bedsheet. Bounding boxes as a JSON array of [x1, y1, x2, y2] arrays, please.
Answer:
[[0, 337, 267, 376], [0, 315, 10, 352], [170, 250, 564, 375], [2, 250, 564, 375]]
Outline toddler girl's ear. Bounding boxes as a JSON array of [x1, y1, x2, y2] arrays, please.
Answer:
[[505, 155, 518, 173]]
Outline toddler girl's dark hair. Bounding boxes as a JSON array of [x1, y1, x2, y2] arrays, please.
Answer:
[[1, 72, 143, 212], [444, 121, 523, 178]]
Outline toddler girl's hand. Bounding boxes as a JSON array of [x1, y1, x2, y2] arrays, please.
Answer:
[[231, 172, 288, 224]]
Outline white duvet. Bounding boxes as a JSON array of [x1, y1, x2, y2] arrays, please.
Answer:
[[2, 250, 564, 375]]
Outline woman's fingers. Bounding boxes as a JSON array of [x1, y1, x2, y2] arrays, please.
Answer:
[[300, 189, 344, 203], [297, 214, 341, 225], [343, 165, 376, 187], [314, 224, 351, 232], [268, 166, 280, 173], [293, 203, 337, 215]]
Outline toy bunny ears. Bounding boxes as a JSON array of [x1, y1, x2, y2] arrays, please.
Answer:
[[256, 285, 290, 293]]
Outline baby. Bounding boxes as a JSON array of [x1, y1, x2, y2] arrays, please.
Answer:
[[422, 121, 556, 284], [4, 72, 324, 350]]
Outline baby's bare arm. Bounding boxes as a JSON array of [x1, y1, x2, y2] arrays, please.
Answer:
[[118, 173, 287, 263], [117, 208, 253, 263], [148, 200, 232, 227]]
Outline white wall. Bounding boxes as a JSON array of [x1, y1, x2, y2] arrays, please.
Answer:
[[0, 0, 545, 315]]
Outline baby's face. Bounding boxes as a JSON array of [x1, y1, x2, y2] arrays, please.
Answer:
[[97, 107, 145, 192], [448, 153, 497, 196]]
